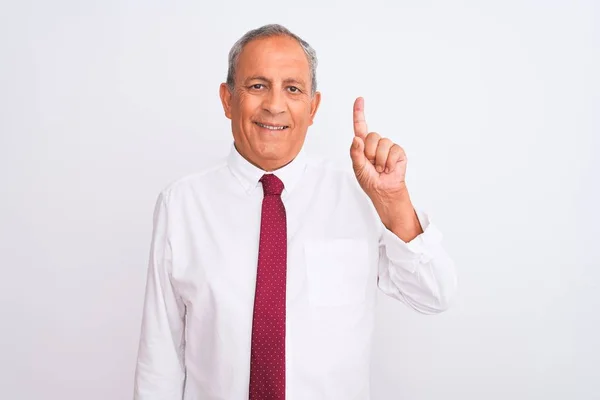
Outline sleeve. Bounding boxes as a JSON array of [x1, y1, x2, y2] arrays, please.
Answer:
[[377, 209, 458, 314], [133, 191, 186, 399]]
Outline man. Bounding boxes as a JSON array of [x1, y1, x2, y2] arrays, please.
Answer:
[[134, 24, 457, 400]]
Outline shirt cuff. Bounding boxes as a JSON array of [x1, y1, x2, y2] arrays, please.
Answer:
[[381, 210, 444, 273]]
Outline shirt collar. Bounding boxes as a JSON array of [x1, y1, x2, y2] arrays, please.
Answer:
[[227, 142, 307, 197]]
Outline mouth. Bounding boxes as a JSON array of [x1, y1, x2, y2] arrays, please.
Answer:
[[254, 121, 290, 131]]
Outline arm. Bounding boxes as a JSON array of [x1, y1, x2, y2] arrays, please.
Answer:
[[134, 192, 186, 399], [349, 96, 457, 313], [377, 207, 457, 314]]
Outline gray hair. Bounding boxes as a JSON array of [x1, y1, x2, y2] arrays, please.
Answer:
[[226, 24, 318, 96]]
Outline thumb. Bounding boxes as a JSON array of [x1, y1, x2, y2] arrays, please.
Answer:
[[350, 136, 366, 173]]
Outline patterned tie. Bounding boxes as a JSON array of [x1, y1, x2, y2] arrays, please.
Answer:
[[249, 173, 287, 400]]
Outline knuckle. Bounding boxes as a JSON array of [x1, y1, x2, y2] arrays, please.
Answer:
[[392, 144, 404, 154], [380, 137, 392, 145], [366, 132, 380, 141]]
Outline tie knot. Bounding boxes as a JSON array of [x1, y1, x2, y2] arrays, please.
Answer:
[[260, 174, 284, 196]]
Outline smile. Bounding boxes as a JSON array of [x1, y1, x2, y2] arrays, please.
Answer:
[[254, 122, 289, 130]]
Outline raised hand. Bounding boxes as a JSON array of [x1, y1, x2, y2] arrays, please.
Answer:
[[349, 97, 422, 241], [350, 97, 408, 197]]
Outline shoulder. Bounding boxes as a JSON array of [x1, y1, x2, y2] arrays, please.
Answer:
[[302, 152, 379, 224], [304, 153, 361, 188], [156, 157, 229, 204]]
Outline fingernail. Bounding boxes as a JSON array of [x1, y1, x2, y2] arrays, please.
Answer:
[[376, 166, 383, 173], [385, 167, 389, 173]]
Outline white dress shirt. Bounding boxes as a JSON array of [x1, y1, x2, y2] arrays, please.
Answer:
[[133, 143, 457, 400]]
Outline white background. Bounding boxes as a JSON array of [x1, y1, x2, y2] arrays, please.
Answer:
[[1, 0, 598, 399]]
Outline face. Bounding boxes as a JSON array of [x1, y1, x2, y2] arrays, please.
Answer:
[[219, 35, 321, 171]]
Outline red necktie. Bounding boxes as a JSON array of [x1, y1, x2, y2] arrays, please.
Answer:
[[249, 173, 287, 400]]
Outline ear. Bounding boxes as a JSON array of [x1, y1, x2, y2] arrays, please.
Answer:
[[219, 83, 233, 119], [308, 91, 322, 126]]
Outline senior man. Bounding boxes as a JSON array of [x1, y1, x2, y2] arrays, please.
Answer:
[[134, 23, 457, 400]]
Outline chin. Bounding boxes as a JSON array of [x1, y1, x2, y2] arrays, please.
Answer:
[[252, 144, 295, 168], [256, 145, 286, 160]]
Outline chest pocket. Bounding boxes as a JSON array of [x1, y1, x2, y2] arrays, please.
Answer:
[[304, 238, 371, 307]]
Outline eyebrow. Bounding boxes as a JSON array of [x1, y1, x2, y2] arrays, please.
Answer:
[[244, 76, 307, 87]]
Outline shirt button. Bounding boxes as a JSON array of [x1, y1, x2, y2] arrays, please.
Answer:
[[419, 253, 432, 264]]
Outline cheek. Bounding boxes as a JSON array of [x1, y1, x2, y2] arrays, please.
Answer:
[[239, 94, 261, 116], [289, 100, 310, 120]]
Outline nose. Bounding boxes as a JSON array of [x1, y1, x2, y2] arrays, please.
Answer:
[[262, 88, 286, 115]]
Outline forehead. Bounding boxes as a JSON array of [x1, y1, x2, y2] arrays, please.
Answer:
[[236, 35, 310, 82]]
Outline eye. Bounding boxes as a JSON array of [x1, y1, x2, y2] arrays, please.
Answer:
[[250, 84, 265, 90], [287, 86, 301, 93]]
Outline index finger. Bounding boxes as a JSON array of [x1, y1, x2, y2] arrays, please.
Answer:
[[353, 97, 368, 139]]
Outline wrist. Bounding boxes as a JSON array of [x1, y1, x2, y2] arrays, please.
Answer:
[[371, 188, 423, 242], [387, 210, 423, 242]]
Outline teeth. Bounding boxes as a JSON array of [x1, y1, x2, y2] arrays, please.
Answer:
[[256, 122, 287, 130]]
